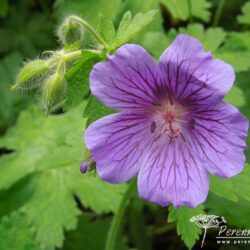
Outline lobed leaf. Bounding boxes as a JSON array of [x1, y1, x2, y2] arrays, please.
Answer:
[[112, 10, 158, 49], [160, 0, 211, 22], [168, 205, 204, 249], [0, 103, 126, 249]]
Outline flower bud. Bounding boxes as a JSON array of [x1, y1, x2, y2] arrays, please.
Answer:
[[80, 161, 89, 174], [58, 16, 84, 45], [42, 73, 66, 109], [12, 60, 49, 91]]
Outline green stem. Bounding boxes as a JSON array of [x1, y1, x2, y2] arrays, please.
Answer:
[[213, 0, 226, 27], [64, 50, 82, 61], [70, 15, 110, 50], [187, 0, 193, 22], [105, 179, 136, 250]]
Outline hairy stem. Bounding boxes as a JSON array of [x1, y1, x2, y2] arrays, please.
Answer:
[[105, 179, 136, 250], [69, 15, 110, 50]]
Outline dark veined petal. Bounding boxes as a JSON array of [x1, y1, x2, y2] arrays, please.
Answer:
[[189, 101, 249, 177], [159, 34, 235, 106], [84, 112, 154, 183], [137, 136, 209, 208], [90, 44, 161, 111]]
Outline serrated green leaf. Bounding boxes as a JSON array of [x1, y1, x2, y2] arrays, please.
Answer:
[[0, 104, 126, 250], [160, 0, 211, 22], [0, 212, 37, 250], [23, 170, 80, 250], [112, 10, 158, 48], [114, 0, 163, 44], [84, 95, 116, 126], [98, 14, 116, 44], [237, 2, 250, 25], [168, 205, 204, 249], [210, 164, 250, 202], [191, 0, 211, 22]]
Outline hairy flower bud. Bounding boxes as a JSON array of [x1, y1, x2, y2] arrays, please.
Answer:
[[42, 73, 66, 109], [12, 60, 49, 91], [58, 16, 84, 45]]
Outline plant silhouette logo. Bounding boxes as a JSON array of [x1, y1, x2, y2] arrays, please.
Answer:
[[190, 215, 227, 248]]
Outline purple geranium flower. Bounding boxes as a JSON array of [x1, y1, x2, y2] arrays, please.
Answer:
[[85, 34, 249, 208]]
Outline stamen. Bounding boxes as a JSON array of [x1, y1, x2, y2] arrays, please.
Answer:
[[153, 100, 188, 141]]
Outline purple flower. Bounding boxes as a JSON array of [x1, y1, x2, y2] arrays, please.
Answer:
[[84, 34, 249, 208]]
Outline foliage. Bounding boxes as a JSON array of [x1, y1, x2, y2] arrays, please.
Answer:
[[237, 2, 250, 25], [168, 205, 204, 249], [160, 0, 211, 22], [0, 104, 126, 250]]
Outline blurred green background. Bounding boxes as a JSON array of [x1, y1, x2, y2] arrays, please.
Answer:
[[0, 0, 250, 249]]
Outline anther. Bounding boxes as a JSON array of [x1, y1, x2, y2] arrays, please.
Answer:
[[151, 121, 156, 133]]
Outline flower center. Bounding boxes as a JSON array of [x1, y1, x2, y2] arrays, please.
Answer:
[[162, 104, 182, 139], [151, 101, 187, 141]]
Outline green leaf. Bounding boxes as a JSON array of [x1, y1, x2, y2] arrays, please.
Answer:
[[160, 0, 211, 22], [114, 0, 163, 44], [190, 0, 211, 22], [84, 95, 116, 126], [62, 214, 128, 250], [0, 212, 37, 250], [98, 14, 116, 44], [237, 2, 250, 25], [143, 24, 226, 59], [72, 171, 127, 214], [112, 10, 158, 48], [64, 50, 103, 110], [178, 24, 226, 52], [23, 170, 80, 250], [0, 104, 126, 249], [215, 32, 250, 72], [210, 164, 250, 202], [168, 205, 204, 249], [224, 85, 246, 108]]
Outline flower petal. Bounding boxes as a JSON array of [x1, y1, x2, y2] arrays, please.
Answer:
[[90, 44, 161, 111], [137, 137, 209, 208], [190, 101, 249, 177], [159, 34, 235, 105], [84, 112, 153, 183]]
